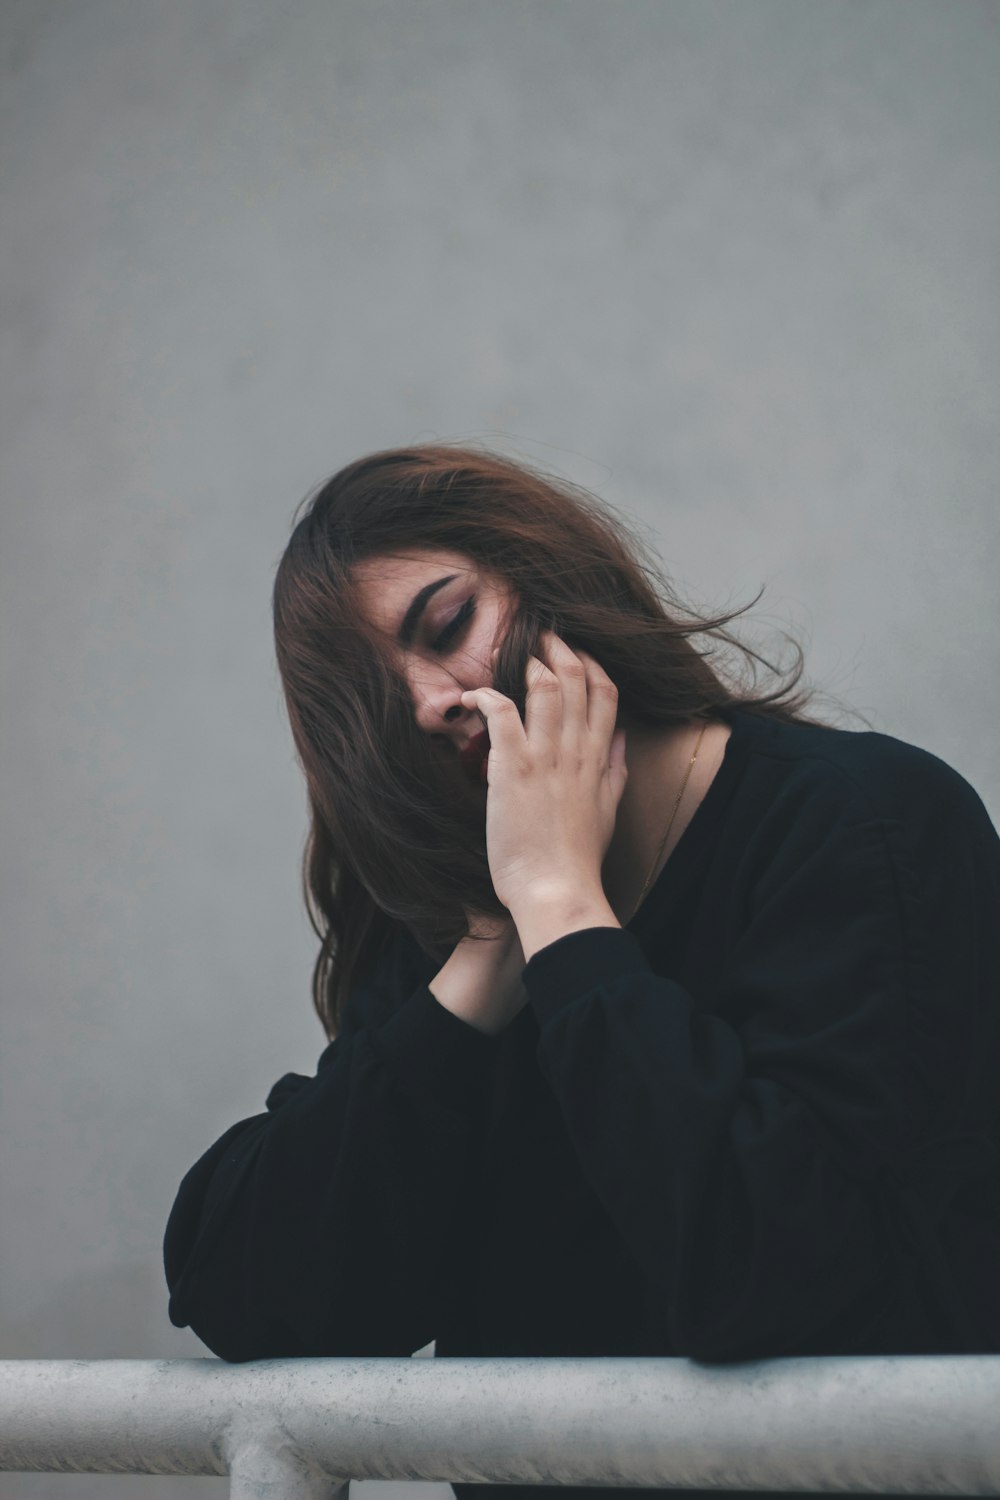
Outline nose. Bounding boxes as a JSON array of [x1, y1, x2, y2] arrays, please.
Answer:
[[409, 664, 470, 737]]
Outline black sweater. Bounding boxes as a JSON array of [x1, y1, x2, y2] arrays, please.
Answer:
[[165, 707, 1000, 1448]]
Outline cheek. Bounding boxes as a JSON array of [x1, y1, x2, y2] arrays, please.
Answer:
[[482, 604, 511, 662], [476, 639, 500, 686]]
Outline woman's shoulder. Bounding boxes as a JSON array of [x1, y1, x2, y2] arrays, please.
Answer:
[[725, 707, 996, 842]]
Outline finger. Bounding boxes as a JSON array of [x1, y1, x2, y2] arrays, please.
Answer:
[[537, 630, 588, 740], [459, 685, 526, 754], [521, 653, 562, 743], [609, 725, 629, 802], [576, 648, 620, 745]]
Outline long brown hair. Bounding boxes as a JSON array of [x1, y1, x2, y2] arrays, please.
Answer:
[[273, 442, 829, 1037]]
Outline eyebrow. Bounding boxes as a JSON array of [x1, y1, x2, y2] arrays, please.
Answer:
[[397, 574, 459, 646]]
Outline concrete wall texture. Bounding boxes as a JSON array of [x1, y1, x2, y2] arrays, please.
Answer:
[[2, 2, 998, 1496]]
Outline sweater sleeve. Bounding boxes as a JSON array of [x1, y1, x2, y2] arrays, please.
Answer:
[[521, 767, 1000, 1362], [164, 928, 497, 1361]]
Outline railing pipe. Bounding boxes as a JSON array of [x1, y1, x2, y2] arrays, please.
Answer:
[[0, 1356, 998, 1495]]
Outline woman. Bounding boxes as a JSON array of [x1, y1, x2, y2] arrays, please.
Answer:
[[165, 444, 1000, 1414]]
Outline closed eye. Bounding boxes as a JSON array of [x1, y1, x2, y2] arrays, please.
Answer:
[[432, 596, 476, 653]]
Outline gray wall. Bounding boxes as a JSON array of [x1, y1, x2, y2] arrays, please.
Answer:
[[2, 2, 998, 1496]]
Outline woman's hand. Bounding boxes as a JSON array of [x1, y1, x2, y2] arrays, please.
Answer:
[[459, 631, 628, 930]]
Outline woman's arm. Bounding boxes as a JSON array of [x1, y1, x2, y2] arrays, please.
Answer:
[[466, 632, 999, 1355], [521, 817, 897, 1360], [429, 913, 528, 1035], [519, 784, 1000, 1360], [164, 924, 515, 1361]]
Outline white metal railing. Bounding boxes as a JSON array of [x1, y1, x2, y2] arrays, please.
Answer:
[[1, 1357, 999, 1498]]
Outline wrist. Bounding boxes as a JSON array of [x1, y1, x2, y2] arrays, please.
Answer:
[[429, 930, 526, 1037], [509, 887, 620, 964]]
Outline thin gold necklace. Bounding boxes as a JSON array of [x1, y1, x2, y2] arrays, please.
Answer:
[[626, 720, 708, 924]]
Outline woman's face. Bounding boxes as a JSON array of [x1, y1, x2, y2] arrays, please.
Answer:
[[352, 547, 516, 773]]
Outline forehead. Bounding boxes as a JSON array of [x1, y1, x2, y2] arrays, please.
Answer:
[[351, 547, 476, 634]]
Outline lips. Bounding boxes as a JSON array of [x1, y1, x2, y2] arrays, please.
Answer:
[[459, 730, 490, 783]]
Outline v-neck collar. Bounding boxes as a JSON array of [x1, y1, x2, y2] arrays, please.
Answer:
[[625, 707, 765, 935]]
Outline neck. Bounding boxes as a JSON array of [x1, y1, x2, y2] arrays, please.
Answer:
[[601, 717, 721, 922]]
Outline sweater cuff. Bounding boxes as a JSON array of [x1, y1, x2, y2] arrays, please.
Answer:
[[522, 926, 654, 1028], [371, 982, 498, 1117]]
